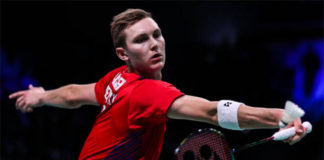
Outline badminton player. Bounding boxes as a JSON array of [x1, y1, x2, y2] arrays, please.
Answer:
[[9, 9, 308, 160]]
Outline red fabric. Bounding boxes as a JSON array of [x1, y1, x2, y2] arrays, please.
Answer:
[[79, 65, 184, 160]]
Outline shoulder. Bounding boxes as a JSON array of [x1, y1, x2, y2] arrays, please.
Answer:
[[131, 79, 182, 99], [94, 65, 127, 104], [136, 79, 175, 88], [131, 79, 179, 94], [129, 79, 184, 114], [101, 65, 127, 81], [96, 65, 127, 86]]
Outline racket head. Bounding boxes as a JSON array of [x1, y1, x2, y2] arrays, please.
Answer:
[[174, 128, 234, 160]]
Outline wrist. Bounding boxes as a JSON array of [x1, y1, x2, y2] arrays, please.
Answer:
[[37, 90, 46, 107]]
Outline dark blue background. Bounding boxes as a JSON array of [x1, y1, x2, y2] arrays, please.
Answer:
[[1, 1, 323, 160]]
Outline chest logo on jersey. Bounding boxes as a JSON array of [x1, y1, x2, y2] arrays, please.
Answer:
[[104, 73, 126, 107]]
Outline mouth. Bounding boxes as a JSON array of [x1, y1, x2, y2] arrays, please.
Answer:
[[151, 53, 163, 62]]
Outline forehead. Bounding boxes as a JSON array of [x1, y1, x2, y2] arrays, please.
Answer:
[[124, 17, 160, 39]]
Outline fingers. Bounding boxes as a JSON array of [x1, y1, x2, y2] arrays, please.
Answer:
[[288, 130, 306, 145], [9, 84, 38, 113], [9, 84, 35, 99], [16, 96, 28, 112], [289, 122, 307, 145], [13, 92, 34, 113], [16, 96, 25, 109], [22, 103, 33, 113], [9, 91, 26, 99], [17, 100, 34, 113], [283, 119, 307, 145], [294, 118, 303, 132], [27, 107, 33, 112]]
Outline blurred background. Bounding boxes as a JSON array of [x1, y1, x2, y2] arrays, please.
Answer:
[[1, 1, 323, 160]]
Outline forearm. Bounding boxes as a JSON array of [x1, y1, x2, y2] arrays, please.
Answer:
[[40, 84, 82, 109], [169, 96, 284, 130], [237, 104, 284, 129]]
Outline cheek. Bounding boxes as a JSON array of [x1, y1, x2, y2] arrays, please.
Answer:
[[159, 37, 165, 47], [135, 44, 150, 56], [128, 47, 149, 62]]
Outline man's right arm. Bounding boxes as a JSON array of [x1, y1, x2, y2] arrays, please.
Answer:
[[9, 83, 99, 113], [167, 95, 307, 145]]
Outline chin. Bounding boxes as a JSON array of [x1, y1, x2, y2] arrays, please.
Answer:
[[152, 62, 164, 71]]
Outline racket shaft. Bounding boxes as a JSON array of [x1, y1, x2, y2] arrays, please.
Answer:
[[233, 121, 312, 153], [232, 137, 273, 153]]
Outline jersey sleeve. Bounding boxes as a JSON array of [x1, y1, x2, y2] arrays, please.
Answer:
[[128, 80, 184, 127], [95, 78, 106, 106], [95, 65, 127, 106]]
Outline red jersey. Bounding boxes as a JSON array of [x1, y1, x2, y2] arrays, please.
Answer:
[[79, 65, 184, 160]]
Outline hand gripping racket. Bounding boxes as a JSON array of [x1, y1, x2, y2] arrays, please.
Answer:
[[174, 122, 312, 160]]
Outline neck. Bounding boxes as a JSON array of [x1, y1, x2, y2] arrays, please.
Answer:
[[143, 71, 162, 80], [127, 66, 162, 80]]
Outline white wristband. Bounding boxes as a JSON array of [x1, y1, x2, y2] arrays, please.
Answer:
[[217, 100, 243, 130]]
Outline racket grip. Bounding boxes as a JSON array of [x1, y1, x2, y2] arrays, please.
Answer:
[[273, 121, 312, 141]]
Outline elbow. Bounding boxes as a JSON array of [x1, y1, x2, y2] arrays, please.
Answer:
[[208, 102, 219, 126]]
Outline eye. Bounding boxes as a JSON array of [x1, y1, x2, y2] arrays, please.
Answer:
[[133, 35, 148, 43], [153, 30, 161, 38]]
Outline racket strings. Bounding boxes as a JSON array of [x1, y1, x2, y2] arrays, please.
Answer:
[[176, 131, 233, 160]]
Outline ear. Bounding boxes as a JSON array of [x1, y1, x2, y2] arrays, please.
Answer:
[[115, 47, 129, 61]]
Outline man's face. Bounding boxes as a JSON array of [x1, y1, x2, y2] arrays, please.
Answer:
[[123, 17, 166, 75]]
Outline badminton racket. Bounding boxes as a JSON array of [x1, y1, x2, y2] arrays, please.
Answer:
[[174, 121, 312, 160]]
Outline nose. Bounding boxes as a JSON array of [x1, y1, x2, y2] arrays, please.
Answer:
[[150, 37, 158, 51]]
